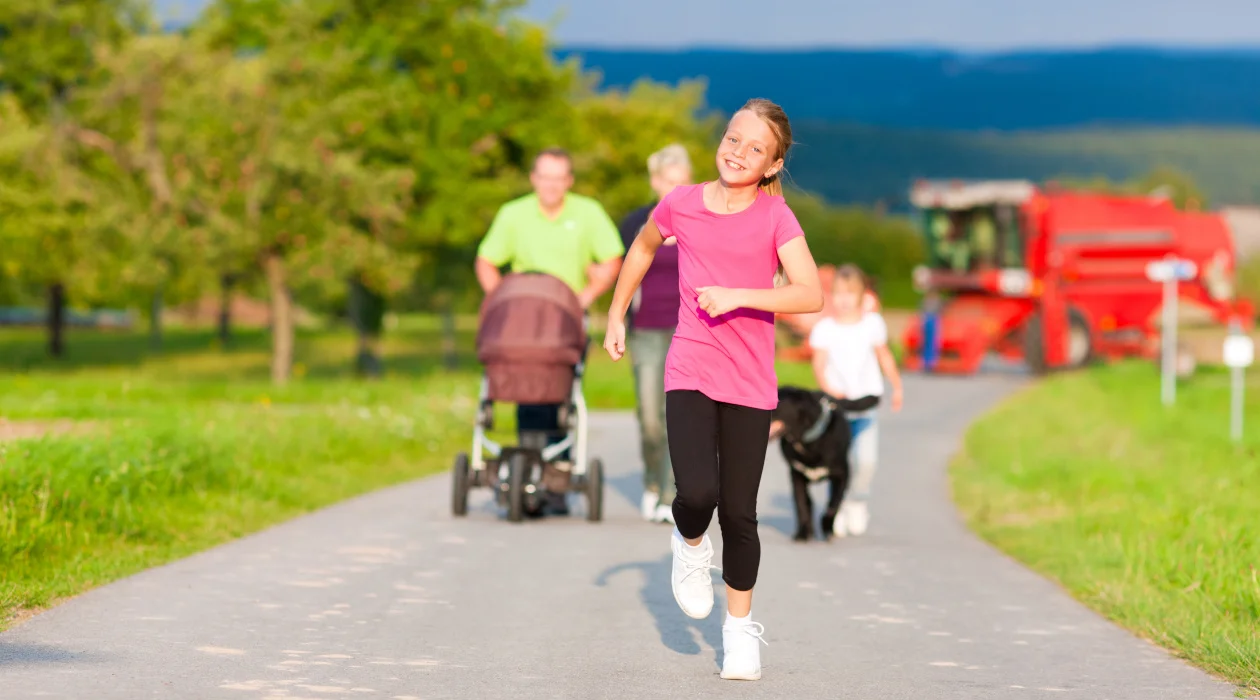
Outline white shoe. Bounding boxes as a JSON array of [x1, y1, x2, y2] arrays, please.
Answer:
[[845, 501, 870, 536], [641, 491, 660, 521], [654, 503, 676, 525], [670, 529, 716, 619], [720, 616, 767, 680], [832, 507, 849, 538]]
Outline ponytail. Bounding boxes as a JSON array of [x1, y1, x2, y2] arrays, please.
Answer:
[[737, 97, 794, 287], [760, 175, 783, 197]]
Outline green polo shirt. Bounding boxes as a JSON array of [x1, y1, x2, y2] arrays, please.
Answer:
[[477, 193, 625, 293]]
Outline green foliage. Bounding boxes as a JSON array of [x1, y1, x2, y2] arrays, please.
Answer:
[[1238, 256, 1260, 314], [1053, 164, 1210, 210], [0, 94, 118, 303], [0, 0, 144, 115], [788, 189, 926, 307], [568, 78, 720, 220]]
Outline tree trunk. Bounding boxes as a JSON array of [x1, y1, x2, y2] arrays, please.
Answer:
[[149, 285, 164, 351], [47, 283, 65, 358], [217, 273, 233, 348], [441, 299, 458, 371], [265, 253, 294, 384], [348, 276, 384, 378]]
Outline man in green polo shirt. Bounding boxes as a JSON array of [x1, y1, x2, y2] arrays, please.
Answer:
[[475, 147, 624, 515], [475, 148, 624, 304]]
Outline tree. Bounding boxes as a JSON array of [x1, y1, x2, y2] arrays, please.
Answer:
[[197, 0, 590, 377], [154, 17, 418, 384], [0, 95, 122, 356], [73, 35, 220, 349], [0, 0, 141, 356], [1052, 165, 1209, 211], [568, 77, 719, 221]]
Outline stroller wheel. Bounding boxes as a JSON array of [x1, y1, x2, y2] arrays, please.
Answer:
[[506, 452, 528, 523], [585, 458, 604, 523], [451, 453, 470, 517]]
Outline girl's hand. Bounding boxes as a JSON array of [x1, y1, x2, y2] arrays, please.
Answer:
[[604, 315, 627, 361], [696, 286, 745, 317], [891, 386, 903, 413]]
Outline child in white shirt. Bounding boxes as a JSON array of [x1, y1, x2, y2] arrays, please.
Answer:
[[807, 264, 904, 536]]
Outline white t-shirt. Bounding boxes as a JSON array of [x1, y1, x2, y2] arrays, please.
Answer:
[[808, 313, 888, 399]]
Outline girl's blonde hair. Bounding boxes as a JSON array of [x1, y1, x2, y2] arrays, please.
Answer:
[[732, 98, 795, 286], [735, 98, 793, 197]]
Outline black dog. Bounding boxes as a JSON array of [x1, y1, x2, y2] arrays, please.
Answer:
[[770, 386, 878, 542]]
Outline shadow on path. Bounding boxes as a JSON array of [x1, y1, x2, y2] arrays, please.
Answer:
[[595, 554, 724, 671], [0, 642, 111, 667]]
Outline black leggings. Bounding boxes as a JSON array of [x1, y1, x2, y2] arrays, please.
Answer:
[[666, 390, 772, 592]]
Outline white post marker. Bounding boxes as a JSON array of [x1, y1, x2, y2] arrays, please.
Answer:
[[1146, 256, 1197, 406], [1223, 321, 1254, 443]]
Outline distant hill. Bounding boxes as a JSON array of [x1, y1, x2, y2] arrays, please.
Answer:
[[785, 123, 1260, 207], [553, 47, 1260, 206], [554, 47, 1260, 130]]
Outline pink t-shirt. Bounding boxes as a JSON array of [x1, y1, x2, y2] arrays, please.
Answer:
[[652, 183, 805, 410]]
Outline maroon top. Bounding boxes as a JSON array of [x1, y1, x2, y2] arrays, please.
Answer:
[[619, 201, 680, 330]]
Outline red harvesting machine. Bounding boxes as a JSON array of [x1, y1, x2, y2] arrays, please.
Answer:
[[900, 180, 1254, 374]]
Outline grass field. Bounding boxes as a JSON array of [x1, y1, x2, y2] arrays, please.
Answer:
[[951, 362, 1260, 695], [0, 318, 819, 629]]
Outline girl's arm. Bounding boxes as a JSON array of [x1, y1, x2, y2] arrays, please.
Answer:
[[696, 236, 823, 317], [811, 347, 846, 399], [604, 218, 665, 361], [874, 344, 903, 411]]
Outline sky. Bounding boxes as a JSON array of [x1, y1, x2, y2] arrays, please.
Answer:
[[518, 0, 1260, 50], [153, 0, 1260, 51]]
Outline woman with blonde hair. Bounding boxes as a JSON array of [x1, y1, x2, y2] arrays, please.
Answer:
[[617, 144, 694, 524]]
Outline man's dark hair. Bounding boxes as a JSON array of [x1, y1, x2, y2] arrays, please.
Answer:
[[532, 147, 573, 173]]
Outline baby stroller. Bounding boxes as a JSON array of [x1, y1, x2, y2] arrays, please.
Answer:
[[450, 272, 605, 523]]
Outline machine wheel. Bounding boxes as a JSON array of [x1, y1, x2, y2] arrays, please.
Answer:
[[506, 452, 528, 523], [1024, 308, 1094, 374], [1023, 312, 1049, 375], [585, 458, 604, 523], [451, 453, 470, 517], [1066, 308, 1094, 369]]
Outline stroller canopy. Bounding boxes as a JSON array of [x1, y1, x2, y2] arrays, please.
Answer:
[[476, 272, 587, 404]]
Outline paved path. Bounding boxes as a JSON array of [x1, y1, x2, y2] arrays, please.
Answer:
[[0, 375, 1239, 699]]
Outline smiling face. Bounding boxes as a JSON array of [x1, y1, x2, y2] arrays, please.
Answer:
[[715, 109, 784, 188], [530, 153, 574, 210]]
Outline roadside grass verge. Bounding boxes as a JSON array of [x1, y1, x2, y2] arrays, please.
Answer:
[[952, 361, 1260, 695]]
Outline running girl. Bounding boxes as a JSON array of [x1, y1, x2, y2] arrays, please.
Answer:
[[604, 98, 823, 681]]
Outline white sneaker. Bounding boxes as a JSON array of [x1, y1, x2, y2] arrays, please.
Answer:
[[654, 503, 676, 525], [670, 529, 717, 619], [641, 491, 660, 521], [845, 501, 870, 536], [832, 507, 849, 538], [720, 616, 768, 680]]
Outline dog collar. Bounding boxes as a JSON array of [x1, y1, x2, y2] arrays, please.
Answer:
[[799, 397, 835, 444]]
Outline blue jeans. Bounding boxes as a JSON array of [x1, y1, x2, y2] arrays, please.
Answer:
[[628, 328, 675, 506], [846, 415, 879, 501]]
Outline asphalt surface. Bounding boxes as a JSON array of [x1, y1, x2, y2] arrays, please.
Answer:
[[0, 373, 1240, 699]]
